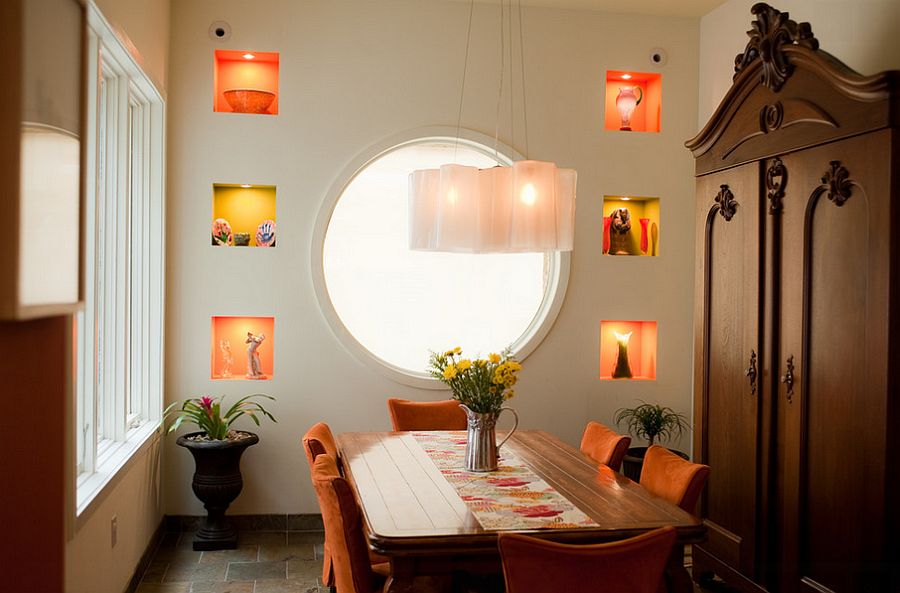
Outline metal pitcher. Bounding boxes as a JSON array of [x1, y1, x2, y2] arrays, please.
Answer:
[[459, 404, 519, 472]]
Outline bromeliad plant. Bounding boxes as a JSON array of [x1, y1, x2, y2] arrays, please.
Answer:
[[427, 347, 522, 414], [164, 394, 277, 440]]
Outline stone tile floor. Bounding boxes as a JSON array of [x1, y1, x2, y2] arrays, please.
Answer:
[[138, 529, 737, 593]]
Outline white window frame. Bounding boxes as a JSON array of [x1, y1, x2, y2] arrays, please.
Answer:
[[74, 2, 166, 518]]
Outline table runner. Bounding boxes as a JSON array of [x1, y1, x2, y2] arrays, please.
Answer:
[[413, 431, 598, 530]]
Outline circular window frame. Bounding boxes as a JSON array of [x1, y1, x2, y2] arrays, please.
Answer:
[[311, 126, 571, 389]]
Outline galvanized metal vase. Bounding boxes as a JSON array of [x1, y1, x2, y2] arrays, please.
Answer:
[[459, 404, 519, 472]]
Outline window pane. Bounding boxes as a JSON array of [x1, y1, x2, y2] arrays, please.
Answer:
[[323, 141, 550, 374]]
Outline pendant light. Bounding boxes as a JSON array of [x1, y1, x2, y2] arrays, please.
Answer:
[[408, 0, 576, 253]]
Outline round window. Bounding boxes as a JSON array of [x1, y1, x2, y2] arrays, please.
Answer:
[[316, 135, 568, 384]]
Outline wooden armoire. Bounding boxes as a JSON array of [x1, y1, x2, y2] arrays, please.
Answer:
[[685, 4, 899, 593]]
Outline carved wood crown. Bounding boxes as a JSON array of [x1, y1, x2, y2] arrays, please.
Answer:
[[733, 3, 819, 92]]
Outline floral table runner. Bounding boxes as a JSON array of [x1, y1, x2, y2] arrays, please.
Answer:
[[412, 431, 598, 530]]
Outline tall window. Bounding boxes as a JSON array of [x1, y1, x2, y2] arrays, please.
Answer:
[[318, 139, 566, 380], [75, 5, 165, 513]]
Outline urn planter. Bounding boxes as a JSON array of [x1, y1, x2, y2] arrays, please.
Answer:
[[176, 431, 259, 551]]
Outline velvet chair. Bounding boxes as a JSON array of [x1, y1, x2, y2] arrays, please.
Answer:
[[387, 397, 467, 431], [498, 526, 676, 593], [639, 445, 711, 514], [311, 454, 390, 593], [579, 421, 631, 471], [302, 421, 338, 467]]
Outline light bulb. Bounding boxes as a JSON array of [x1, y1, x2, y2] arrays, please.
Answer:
[[621, 196, 630, 201], [240, 184, 252, 188], [242, 53, 255, 60], [621, 73, 632, 80], [614, 331, 632, 345], [447, 187, 458, 205], [520, 183, 537, 206]]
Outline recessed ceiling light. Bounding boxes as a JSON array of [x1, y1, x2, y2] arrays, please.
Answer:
[[621, 196, 631, 201], [621, 73, 632, 80], [242, 53, 255, 60], [241, 184, 252, 188]]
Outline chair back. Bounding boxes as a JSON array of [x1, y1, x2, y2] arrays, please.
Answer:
[[579, 421, 631, 471], [311, 454, 374, 593], [640, 445, 711, 513], [302, 422, 337, 467], [498, 526, 677, 593], [387, 398, 467, 431]]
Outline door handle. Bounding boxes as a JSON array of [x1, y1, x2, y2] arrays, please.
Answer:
[[746, 350, 758, 396], [781, 355, 795, 402]]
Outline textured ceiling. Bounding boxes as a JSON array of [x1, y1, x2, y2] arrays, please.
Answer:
[[447, 0, 729, 18]]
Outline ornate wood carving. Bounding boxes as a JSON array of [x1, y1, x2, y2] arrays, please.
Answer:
[[746, 350, 758, 396], [781, 354, 795, 402], [766, 157, 787, 214], [821, 160, 853, 206], [760, 102, 784, 132], [733, 3, 819, 91], [715, 185, 738, 221]]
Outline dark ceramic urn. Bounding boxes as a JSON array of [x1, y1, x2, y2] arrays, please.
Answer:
[[176, 431, 259, 551]]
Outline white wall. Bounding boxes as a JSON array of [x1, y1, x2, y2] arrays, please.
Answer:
[[165, 0, 700, 514], [65, 2, 169, 592], [698, 0, 900, 128], [93, 0, 170, 93]]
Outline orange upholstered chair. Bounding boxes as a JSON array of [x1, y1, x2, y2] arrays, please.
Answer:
[[498, 526, 677, 593], [387, 397, 467, 431], [639, 445, 711, 514], [311, 454, 389, 593], [580, 421, 631, 471], [302, 421, 337, 467]]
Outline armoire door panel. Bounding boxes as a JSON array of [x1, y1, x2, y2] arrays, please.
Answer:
[[778, 133, 892, 593], [694, 165, 762, 578]]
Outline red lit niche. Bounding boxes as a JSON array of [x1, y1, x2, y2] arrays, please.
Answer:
[[214, 50, 280, 115], [599, 320, 657, 381], [211, 316, 275, 380], [604, 70, 661, 133]]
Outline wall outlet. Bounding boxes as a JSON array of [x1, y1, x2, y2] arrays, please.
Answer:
[[111, 515, 118, 548]]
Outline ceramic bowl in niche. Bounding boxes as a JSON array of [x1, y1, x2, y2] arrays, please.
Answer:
[[223, 89, 276, 114]]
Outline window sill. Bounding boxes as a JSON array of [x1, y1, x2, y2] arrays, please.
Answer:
[[74, 422, 161, 529]]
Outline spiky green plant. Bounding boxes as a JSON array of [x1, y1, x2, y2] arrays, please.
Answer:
[[164, 394, 276, 440], [614, 401, 689, 447]]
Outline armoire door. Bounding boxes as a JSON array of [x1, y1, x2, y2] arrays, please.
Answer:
[[774, 132, 892, 593], [693, 162, 763, 582]]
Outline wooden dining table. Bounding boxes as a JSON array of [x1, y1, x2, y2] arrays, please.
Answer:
[[337, 430, 706, 593]]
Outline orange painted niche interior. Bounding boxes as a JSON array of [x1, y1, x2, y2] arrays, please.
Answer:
[[211, 316, 275, 380], [212, 184, 277, 247], [602, 196, 660, 256], [599, 320, 658, 381], [214, 50, 280, 115], [604, 70, 661, 133]]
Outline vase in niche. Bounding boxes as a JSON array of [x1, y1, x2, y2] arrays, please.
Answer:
[[639, 218, 650, 254], [602, 216, 612, 254], [612, 331, 633, 379], [616, 86, 643, 131], [460, 404, 519, 472]]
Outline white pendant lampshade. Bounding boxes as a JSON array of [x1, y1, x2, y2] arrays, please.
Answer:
[[408, 160, 576, 253]]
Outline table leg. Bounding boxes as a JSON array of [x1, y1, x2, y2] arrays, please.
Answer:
[[665, 544, 694, 593], [383, 558, 451, 593]]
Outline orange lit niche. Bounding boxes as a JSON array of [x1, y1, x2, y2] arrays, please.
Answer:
[[604, 70, 662, 133], [211, 316, 275, 380], [602, 196, 660, 256], [214, 50, 280, 114], [599, 320, 657, 380], [212, 184, 277, 247]]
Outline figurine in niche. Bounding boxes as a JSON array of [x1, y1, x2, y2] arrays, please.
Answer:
[[256, 219, 276, 247], [212, 218, 234, 246], [245, 332, 267, 380], [609, 207, 632, 255], [612, 331, 634, 379], [219, 339, 234, 378]]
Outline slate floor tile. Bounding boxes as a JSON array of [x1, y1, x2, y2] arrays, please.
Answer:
[[199, 545, 259, 564], [162, 561, 227, 583], [226, 560, 287, 581]]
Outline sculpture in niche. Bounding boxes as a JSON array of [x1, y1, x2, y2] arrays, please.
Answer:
[[212, 218, 234, 246], [256, 219, 276, 247], [612, 331, 633, 379], [609, 207, 632, 255], [733, 2, 818, 92], [219, 339, 234, 378], [245, 332, 267, 380]]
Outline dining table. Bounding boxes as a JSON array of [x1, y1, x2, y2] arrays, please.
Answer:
[[336, 429, 706, 593]]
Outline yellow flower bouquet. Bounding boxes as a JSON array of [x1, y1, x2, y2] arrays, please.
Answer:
[[427, 347, 522, 414]]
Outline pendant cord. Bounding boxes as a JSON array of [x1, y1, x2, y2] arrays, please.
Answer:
[[454, 0, 475, 163], [493, 0, 505, 164], [517, 0, 529, 159], [508, 0, 514, 160]]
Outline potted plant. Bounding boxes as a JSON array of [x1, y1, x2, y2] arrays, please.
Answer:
[[614, 401, 690, 481], [165, 394, 276, 550]]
